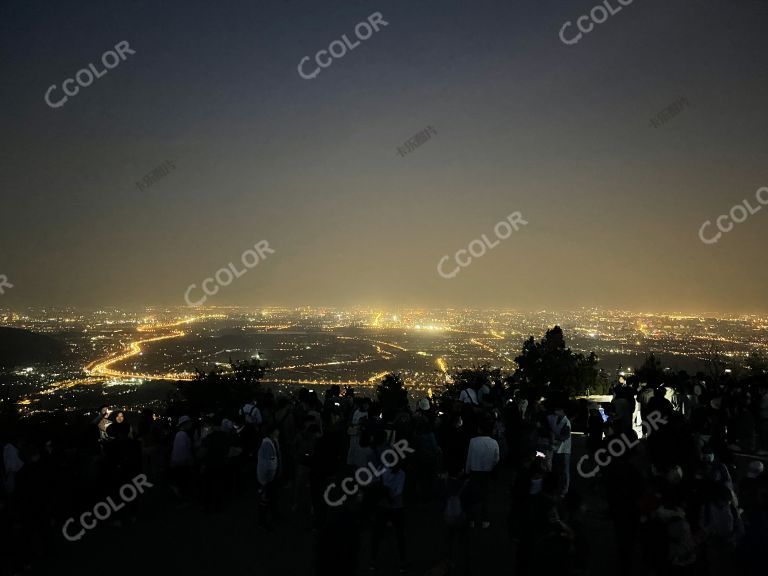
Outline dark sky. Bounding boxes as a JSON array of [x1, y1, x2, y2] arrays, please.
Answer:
[[2, 0, 767, 312]]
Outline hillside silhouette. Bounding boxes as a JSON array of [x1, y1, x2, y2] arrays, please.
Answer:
[[0, 327, 66, 370]]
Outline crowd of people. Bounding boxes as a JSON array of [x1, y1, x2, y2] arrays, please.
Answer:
[[1, 373, 768, 575]]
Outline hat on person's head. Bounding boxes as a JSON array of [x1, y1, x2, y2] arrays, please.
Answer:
[[177, 415, 191, 427], [747, 460, 764, 478], [418, 398, 430, 411]]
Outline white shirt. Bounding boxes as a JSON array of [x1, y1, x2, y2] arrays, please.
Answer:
[[459, 388, 479, 405], [170, 430, 193, 467], [382, 469, 406, 508], [465, 436, 499, 472], [547, 413, 572, 454]]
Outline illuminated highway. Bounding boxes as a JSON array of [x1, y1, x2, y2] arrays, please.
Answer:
[[83, 316, 222, 381]]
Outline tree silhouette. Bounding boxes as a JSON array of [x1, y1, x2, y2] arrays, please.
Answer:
[[746, 351, 768, 376], [376, 373, 409, 419], [514, 326, 598, 396], [636, 352, 665, 387], [172, 355, 270, 414], [436, 365, 503, 405]]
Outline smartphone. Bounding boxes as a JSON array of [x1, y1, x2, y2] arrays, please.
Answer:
[[599, 406, 608, 422]]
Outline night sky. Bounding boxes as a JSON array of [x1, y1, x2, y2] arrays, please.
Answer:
[[1, 0, 767, 312]]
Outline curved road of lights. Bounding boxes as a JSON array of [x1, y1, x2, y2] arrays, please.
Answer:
[[82, 318, 487, 385], [83, 317, 215, 381]]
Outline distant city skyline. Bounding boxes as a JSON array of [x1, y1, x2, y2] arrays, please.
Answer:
[[8, 305, 766, 413], [3, 303, 768, 318]]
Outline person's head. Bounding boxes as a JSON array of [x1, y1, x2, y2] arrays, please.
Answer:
[[450, 413, 463, 429], [372, 429, 388, 447], [747, 460, 764, 478], [478, 416, 494, 437], [266, 425, 280, 440], [302, 415, 316, 430], [666, 465, 684, 485], [177, 415, 192, 431], [99, 405, 111, 418], [414, 417, 430, 434], [548, 397, 563, 412], [418, 398, 430, 412], [740, 391, 751, 406], [221, 418, 235, 432], [114, 411, 125, 424], [276, 397, 291, 413], [701, 446, 715, 464]]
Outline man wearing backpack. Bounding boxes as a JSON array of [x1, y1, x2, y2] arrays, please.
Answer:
[[547, 403, 572, 498]]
